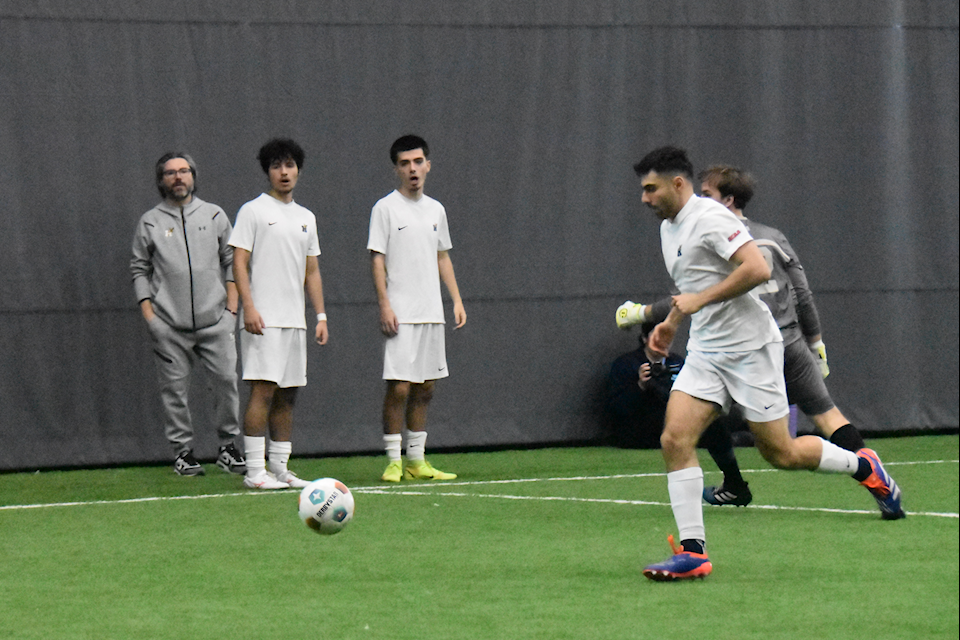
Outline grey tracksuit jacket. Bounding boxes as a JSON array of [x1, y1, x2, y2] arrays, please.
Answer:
[[130, 197, 234, 330]]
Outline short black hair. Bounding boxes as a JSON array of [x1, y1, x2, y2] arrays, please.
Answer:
[[698, 165, 756, 209], [633, 146, 694, 181], [639, 320, 658, 342], [390, 134, 429, 164], [155, 151, 197, 198], [257, 138, 305, 174]]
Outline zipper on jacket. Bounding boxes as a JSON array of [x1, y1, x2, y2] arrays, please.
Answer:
[[180, 206, 197, 329]]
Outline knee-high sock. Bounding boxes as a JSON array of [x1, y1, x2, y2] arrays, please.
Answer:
[[383, 433, 402, 462], [406, 430, 427, 462], [268, 440, 292, 475], [244, 436, 266, 476], [817, 439, 860, 474], [667, 467, 705, 543]]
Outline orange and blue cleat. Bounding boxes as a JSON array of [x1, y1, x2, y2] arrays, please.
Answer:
[[642, 535, 713, 582], [857, 448, 905, 520]]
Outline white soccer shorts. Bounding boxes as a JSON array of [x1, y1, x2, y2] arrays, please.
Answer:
[[240, 327, 307, 388], [672, 342, 789, 424], [383, 323, 448, 383]]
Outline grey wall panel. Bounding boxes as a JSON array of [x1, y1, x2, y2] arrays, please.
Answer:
[[0, 2, 957, 470]]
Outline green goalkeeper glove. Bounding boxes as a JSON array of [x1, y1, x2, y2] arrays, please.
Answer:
[[615, 301, 647, 330], [809, 339, 830, 378]]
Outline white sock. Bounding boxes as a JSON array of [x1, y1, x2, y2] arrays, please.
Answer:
[[244, 436, 266, 477], [817, 439, 860, 474], [383, 433, 402, 463], [406, 430, 427, 462], [269, 440, 292, 476], [667, 467, 706, 545]]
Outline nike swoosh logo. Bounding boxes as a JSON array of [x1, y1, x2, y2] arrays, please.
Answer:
[[398, 226, 408, 230], [268, 221, 278, 225], [438, 366, 446, 372], [764, 404, 774, 410]]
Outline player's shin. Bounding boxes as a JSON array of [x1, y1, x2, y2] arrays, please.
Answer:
[[667, 467, 706, 552]]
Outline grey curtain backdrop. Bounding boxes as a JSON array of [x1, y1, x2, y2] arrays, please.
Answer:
[[1, 1, 957, 470]]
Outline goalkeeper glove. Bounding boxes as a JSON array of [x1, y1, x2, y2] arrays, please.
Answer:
[[809, 339, 830, 378], [615, 301, 647, 330]]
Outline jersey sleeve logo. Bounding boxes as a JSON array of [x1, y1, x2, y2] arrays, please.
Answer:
[[433, 224, 438, 231], [727, 229, 741, 242], [302, 225, 307, 233]]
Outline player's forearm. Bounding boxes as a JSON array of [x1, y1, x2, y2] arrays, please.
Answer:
[[232, 249, 255, 309], [225, 281, 238, 314], [370, 252, 392, 310], [304, 263, 326, 315], [705, 264, 767, 305], [696, 244, 770, 308], [438, 251, 462, 305]]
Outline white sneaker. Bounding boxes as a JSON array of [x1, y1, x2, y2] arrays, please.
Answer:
[[273, 469, 310, 489], [243, 470, 290, 490]]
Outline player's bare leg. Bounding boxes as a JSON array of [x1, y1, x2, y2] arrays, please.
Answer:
[[643, 392, 716, 581], [265, 387, 307, 487], [405, 381, 435, 433], [809, 408, 902, 517], [267, 386, 298, 442], [242, 381, 289, 489], [243, 380, 277, 438], [382, 380, 410, 435], [402, 380, 454, 480], [660, 391, 718, 472], [750, 413, 904, 518], [380, 380, 409, 481], [749, 417, 824, 470]]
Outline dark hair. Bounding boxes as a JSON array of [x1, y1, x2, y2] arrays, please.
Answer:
[[633, 146, 694, 181], [698, 165, 756, 209], [639, 320, 657, 342], [155, 152, 197, 197], [390, 134, 429, 164], [257, 138, 305, 174]]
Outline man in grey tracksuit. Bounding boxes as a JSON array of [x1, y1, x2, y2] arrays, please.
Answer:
[[130, 152, 246, 476]]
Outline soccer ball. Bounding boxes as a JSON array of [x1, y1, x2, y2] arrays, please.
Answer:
[[298, 478, 355, 535]]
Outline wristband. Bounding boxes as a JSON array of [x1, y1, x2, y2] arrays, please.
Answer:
[[316, 313, 327, 322]]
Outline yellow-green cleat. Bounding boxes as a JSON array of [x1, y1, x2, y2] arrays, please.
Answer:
[[381, 460, 403, 482], [404, 460, 457, 481]]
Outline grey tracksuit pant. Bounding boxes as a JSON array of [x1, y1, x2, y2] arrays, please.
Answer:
[[148, 310, 240, 454]]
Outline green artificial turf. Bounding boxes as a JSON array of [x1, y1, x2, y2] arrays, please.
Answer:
[[1, 436, 957, 640]]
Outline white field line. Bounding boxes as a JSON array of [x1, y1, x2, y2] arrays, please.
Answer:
[[2, 459, 957, 519], [357, 489, 959, 519]]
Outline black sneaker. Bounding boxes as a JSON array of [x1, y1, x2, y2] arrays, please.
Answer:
[[174, 450, 205, 476], [216, 443, 246, 474], [703, 482, 752, 507]]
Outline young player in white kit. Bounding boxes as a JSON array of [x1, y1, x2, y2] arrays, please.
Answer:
[[368, 135, 466, 482], [230, 138, 329, 490], [632, 147, 903, 581]]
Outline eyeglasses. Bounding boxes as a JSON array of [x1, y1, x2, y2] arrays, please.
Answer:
[[162, 168, 193, 178]]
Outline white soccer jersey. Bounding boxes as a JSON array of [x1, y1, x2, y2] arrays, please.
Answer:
[[229, 193, 320, 329], [367, 190, 452, 323], [660, 194, 781, 352]]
